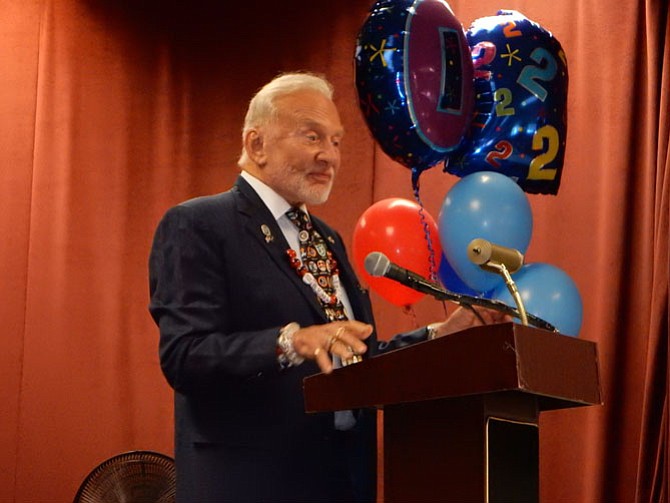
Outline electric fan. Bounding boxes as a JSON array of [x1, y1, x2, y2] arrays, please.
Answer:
[[73, 450, 176, 503]]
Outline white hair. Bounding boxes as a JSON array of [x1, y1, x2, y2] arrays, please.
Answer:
[[237, 72, 334, 167]]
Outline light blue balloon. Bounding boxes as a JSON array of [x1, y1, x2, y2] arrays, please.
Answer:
[[438, 171, 532, 292], [491, 263, 583, 336], [438, 253, 494, 297]]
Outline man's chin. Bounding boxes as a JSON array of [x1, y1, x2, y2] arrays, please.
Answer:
[[303, 194, 330, 206], [302, 186, 332, 206]]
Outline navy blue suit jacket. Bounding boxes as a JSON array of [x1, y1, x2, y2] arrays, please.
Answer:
[[149, 176, 425, 502]]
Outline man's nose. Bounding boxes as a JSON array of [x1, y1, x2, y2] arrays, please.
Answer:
[[317, 141, 340, 164]]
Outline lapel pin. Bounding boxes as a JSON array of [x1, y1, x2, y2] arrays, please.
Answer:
[[261, 224, 274, 243]]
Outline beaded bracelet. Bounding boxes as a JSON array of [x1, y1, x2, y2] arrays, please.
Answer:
[[277, 322, 304, 369]]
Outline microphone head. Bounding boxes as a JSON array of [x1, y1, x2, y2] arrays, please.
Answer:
[[364, 252, 390, 277], [467, 238, 524, 273], [467, 238, 494, 265]]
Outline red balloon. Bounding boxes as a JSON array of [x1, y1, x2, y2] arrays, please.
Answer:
[[352, 198, 442, 307]]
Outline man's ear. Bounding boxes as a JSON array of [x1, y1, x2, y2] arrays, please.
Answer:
[[244, 128, 267, 166]]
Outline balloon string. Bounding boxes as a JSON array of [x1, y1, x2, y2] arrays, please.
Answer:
[[411, 169, 438, 282]]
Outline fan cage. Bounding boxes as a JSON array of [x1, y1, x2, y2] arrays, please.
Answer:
[[73, 450, 175, 503]]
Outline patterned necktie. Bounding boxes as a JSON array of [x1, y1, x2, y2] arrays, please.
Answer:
[[286, 208, 356, 430], [286, 208, 347, 322]]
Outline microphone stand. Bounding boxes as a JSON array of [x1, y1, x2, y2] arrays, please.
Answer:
[[483, 262, 529, 327], [466, 238, 530, 328], [400, 274, 555, 332]]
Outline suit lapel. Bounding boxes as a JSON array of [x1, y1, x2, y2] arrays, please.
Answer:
[[233, 177, 329, 322]]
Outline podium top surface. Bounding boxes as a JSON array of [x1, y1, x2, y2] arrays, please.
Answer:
[[303, 322, 602, 413]]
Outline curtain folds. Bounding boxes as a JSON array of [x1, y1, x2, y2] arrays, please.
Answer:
[[0, 0, 668, 501], [636, 1, 670, 501]]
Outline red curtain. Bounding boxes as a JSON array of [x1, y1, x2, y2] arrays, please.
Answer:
[[1, 1, 667, 501]]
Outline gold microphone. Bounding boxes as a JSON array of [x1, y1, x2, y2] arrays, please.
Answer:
[[467, 238, 527, 326], [467, 238, 524, 274]]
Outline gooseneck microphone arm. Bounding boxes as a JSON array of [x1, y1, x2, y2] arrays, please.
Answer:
[[364, 251, 555, 332], [467, 238, 528, 326]]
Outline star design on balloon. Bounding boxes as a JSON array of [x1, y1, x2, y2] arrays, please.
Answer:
[[366, 38, 398, 67], [360, 92, 380, 117], [500, 43, 522, 66], [384, 100, 400, 115]]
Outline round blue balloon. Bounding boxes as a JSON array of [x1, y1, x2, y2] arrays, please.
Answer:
[[354, 0, 475, 175], [439, 171, 532, 292], [445, 10, 569, 195], [438, 253, 493, 296], [491, 263, 583, 336]]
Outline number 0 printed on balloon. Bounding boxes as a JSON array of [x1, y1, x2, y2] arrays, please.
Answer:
[[354, 0, 475, 186], [445, 10, 569, 195]]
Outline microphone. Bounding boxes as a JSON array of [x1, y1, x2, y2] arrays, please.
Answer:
[[467, 238, 527, 325], [364, 251, 452, 299], [363, 251, 556, 332], [467, 238, 524, 274]]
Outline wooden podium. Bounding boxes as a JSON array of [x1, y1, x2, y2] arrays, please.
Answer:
[[303, 323, 601, 502]]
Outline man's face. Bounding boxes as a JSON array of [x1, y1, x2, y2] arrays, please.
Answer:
[[257, 90, 344, 206]]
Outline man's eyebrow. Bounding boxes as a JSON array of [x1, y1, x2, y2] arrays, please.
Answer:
[[299, 120, 345, 137]]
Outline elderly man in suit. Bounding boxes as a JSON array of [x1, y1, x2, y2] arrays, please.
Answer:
[[149, 72, 506, 502]]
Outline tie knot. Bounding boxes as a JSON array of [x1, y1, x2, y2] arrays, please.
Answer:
[[286, 208, 311, 231]]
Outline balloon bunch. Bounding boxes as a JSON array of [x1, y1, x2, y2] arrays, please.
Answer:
[[352, 1, 582, 336], [438, 171, 582, 336], [352, 172, 583, 336], [355, 2, 568, 195]]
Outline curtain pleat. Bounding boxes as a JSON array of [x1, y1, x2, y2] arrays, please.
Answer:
[[636, 0, 670, 500], [1, 1, 668, 501]]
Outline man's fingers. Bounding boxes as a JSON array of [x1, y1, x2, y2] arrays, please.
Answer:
[[291, 322, 372, 372], [313, 346, 334, 374], [331, 322, 371, 355]]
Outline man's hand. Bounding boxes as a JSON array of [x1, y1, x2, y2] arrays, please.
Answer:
[[429, 306, 513, 338], [292, 320, 373, 374]]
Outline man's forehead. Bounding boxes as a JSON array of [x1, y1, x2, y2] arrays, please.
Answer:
[[275, 98, 344, 134]]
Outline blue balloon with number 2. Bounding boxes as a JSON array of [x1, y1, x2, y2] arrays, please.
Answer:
[[445, 10, 569, 195]]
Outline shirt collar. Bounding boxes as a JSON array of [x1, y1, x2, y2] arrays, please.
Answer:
[[240, 170, 308, 221]]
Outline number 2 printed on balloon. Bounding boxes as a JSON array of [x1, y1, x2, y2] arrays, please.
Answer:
[[517, 47, 558, 102], [485, 140, 513, 168], [502, 20, 522, 38], [528, 125, 559, 180], [494, 88, 515, 117], [471, 41, 496, 80]]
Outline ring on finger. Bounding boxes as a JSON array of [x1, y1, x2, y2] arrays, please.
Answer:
[[343, 347, 363, 366], [314, 347, 321, 357], [326, 335, 339, 352], [327, 327, 345, 352]]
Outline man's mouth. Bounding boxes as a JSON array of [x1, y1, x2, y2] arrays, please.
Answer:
[[307, 171, 333, 184]]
